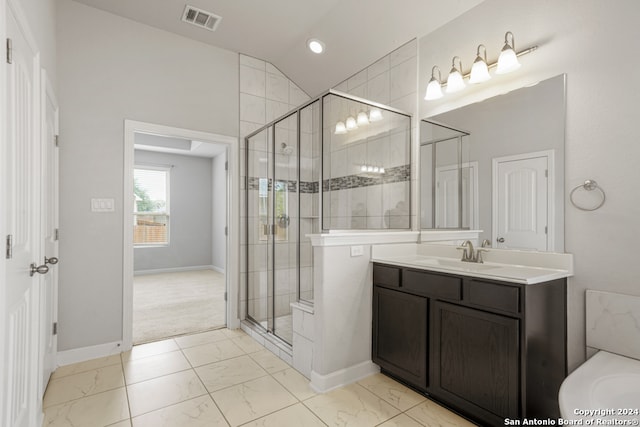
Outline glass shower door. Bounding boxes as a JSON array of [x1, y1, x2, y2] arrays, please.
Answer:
[[272, 113, 298, 344]]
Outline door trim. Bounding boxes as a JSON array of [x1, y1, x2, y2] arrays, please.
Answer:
[[123, 120, 239, 350], [491, 150, 555, 251]]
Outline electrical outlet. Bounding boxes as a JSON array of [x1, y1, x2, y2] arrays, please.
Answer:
[[350, 245, 364, 257]]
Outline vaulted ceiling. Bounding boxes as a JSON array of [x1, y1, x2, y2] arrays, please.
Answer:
[[70, 0, 484, 96]]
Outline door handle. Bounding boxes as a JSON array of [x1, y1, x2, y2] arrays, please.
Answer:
[[45, 256, 59, 265], [497, 237, 505, 243], [30, 263, 49, 277]]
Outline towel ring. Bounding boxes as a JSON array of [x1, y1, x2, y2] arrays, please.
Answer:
[[570, 179, 606, 211]]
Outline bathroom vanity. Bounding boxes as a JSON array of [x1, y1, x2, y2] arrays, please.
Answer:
[[371, 244, 573, 426]]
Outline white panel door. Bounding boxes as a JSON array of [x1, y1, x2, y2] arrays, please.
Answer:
[[39, 71, 59, 397], [494, 155, 548, 251], [435, 167, 459, 228], [2, 3, 42, 427]]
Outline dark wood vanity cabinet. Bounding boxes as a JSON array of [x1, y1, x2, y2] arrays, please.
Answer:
[[372, 263, 567, 426]]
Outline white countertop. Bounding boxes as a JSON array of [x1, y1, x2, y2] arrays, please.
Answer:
[[371, 243, 574, 285]]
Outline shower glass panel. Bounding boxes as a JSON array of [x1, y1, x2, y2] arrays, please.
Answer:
[[246, 127, 271, 331], [322, 93, 412, 230]]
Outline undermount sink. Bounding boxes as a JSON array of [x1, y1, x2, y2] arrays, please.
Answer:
[[411, 257, 498, 272]]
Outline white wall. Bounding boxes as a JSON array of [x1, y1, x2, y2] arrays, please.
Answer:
[[211, 152, 227, 272], [417, 0, 640, 371], [16, 0, 57, 86], [133, 150, 213, 272], [56, 0, 239, 351]]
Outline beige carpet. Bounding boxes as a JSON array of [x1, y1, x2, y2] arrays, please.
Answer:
[[133, 269, 225, 344]]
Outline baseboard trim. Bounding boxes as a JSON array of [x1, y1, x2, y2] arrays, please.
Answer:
[[134, 265, 217, 276], [57, 341, 124, 367], [211, 265, 225, 274], [310, 360, 380, 393]]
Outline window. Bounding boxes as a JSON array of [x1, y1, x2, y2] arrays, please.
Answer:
[[134, 166, 170, 246]]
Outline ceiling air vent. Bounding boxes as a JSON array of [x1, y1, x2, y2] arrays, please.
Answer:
[[181, 5, 222, 31]]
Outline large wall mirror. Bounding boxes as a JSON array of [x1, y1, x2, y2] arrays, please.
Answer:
[[420, 74, 566, 252]]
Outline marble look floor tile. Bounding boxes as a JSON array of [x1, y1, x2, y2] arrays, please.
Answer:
[[51, 354, 122, 379], [271, 368, 317, 401], [123, 350, 191, 384], [357, 373, 426, 411], [249, 349, 290, 374], [378, 413, 427, 427], [44, 364, 125, 408], [43, 388, 130, 427], [127, 369, 207, 417], [304, 383, 400, 427], [132, 395, 229, 427], [175, 329, 228, 349], [239, 402, 325, 427], [182, 339, 245, 367], [211, 375, 298, 426], [195, 355, 267, 392], [232, 335, 264, 353], [121, 339, 179, 361], [405, 399, 477, 427]]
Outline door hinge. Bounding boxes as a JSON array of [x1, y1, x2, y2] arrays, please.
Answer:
[[53, 322, 58, 336], [54, 228, 59, 241], [6, 234, 13, 259], [545, 169, 548, 178], [6, 38, 12, 64], [224, 292, 227, 301], [224, 226, 228, 236], [225, 161, 228, 171], [545, 226, 548, 235], [55, 135, 59, 147]]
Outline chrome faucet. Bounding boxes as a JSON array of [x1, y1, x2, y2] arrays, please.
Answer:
[[457, 240, 490, 263]]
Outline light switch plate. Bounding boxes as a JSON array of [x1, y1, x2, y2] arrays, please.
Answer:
[[91, 198, 115, 212], [350, 245, 364, 257]]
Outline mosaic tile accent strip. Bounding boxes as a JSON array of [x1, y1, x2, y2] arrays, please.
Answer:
[[322, 164, 410, 191]]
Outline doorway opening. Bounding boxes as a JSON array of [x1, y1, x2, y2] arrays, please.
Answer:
[[123, 121, 239, 348]]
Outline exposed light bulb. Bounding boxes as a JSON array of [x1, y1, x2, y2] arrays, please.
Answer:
[[367, 166, 374, 172], [379, 167, 385, 174], [360, 165, 367, 172]]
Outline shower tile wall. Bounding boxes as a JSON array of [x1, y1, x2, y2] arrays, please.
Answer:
[[240, 54, 312, 325], [332, 40, 418, 229]]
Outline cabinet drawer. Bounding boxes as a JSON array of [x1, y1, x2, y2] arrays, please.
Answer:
[[404, 269, 461, 300], [463, 279, 520, 314], [373, 264, 401, 288]]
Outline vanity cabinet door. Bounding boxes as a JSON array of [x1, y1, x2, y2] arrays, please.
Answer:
[[431, 301, 519, 424], [372, 285, 428, 391]]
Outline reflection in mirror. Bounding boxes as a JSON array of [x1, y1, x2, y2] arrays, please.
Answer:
[[420, 122, 470, 229], [420, 74, 566, 252]]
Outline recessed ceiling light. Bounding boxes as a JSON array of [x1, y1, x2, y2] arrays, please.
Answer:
[[307, 38, 325, 54]]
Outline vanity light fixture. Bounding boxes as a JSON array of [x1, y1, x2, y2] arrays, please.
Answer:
[[345, 115, 358, 131], [446, 57, 465, 93], [307, 38, 325, 54], [334, 121, 347, 134], [368, 108, 383, 122], [496, 31, 521, 74], [360, 163, 385, 175], [424, 66, 444, 100], [424, 31, 538, 101], [469, 44, 491, 84]]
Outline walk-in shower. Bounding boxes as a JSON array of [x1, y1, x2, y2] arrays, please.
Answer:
[[243, 90, 411, 345]]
